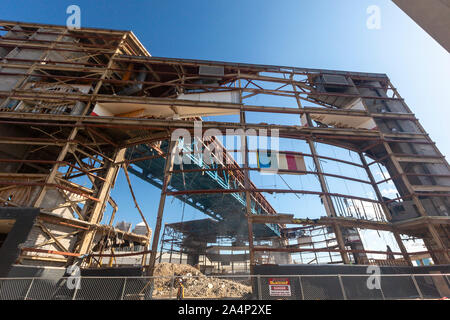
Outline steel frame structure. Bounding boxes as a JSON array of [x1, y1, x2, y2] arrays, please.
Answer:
[[0, 21, 448, 275]]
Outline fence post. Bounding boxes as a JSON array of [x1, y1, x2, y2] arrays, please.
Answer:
[[120, 278, 127, 300], [411, 275, 423, 300], [257, 275, 262, 300], [379, 275, 386, 300], [298, 276, 304, 300], [337, 275, 347, 300], [72, 278, 80, 300], [24, 278, 34, 300], [169, 276, 174, 299]]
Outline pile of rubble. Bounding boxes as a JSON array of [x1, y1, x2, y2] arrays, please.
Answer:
[[152, 263, 252, 298]]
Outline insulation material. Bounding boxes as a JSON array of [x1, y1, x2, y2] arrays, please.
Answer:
[[177, 91, 240, 104], [345, 98, 366, 111], [310, 98, 377, 130], [300, 113, 309, 126], [91, 100, 239, 119], [310, 114, 377, 129]]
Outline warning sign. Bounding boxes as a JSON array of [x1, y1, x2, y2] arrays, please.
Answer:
[[268, 278, 291, 296]]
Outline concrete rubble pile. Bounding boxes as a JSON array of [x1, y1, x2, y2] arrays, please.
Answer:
[[152, 263, 252, 298]]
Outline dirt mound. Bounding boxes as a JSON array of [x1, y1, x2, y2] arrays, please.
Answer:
[[152, 263, 251, 298]]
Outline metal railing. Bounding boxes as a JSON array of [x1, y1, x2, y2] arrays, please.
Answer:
[[0, 273, 448, 300]]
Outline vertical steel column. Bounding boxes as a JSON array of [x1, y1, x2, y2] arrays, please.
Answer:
[[148, 139, 178, 275], [158, 224, 166, 263], [169, 275, 175, 299], [120, 278, 127, 300], [333, 223, 350, 264], [411, 275, 424, 299], [239, 73, 255, 275], [358, 151, 392, 221], [257, 275, 262, 300], [427, 224, 450, 264], [338, 275, 347, 300], [23, 278, 34, 300], [393, 231, 413, 266], [307, 140, 336, 217], [298, 276, 305, 300], [169, 228, 174, 263]]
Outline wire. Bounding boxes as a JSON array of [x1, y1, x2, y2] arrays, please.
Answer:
[[278, 174, 302, 200], [180, 194, 187, 224]]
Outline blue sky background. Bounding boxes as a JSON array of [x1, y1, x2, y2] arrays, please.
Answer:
[[2, 0, 448, 254]]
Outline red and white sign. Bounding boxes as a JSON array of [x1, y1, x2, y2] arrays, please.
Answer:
[[268, 278, 291, 297]]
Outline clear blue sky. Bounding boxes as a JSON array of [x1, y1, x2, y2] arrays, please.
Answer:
[[2, 1, 449, 252]]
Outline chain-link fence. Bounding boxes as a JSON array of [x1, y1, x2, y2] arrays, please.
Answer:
[[256, 274, 450, 300], [0, 274, 448, 300]]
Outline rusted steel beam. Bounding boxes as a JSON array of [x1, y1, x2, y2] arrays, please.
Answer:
[[225, 149, 365, 168], [147, 140, 178, 276], [0, 20, 128, 36], [0, 70, 400, 101], [253, 246, 447, 257], [165, 188, 380, 204], [115, 153, 166, 165], [1, 36, 118, 49], [169, 167, 371, 185], [0, 180, 99, 201], [21, 247, 81, 257], [89, 250, 153, 258], [0, 159, 107, 183], [0, 114, 383, 139], [0, 43, 114, 55], [117, 55, 388, 79], [0, 56, 107, 67]]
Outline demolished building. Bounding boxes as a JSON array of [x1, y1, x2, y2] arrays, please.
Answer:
[[0, 21, 448, 282]]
